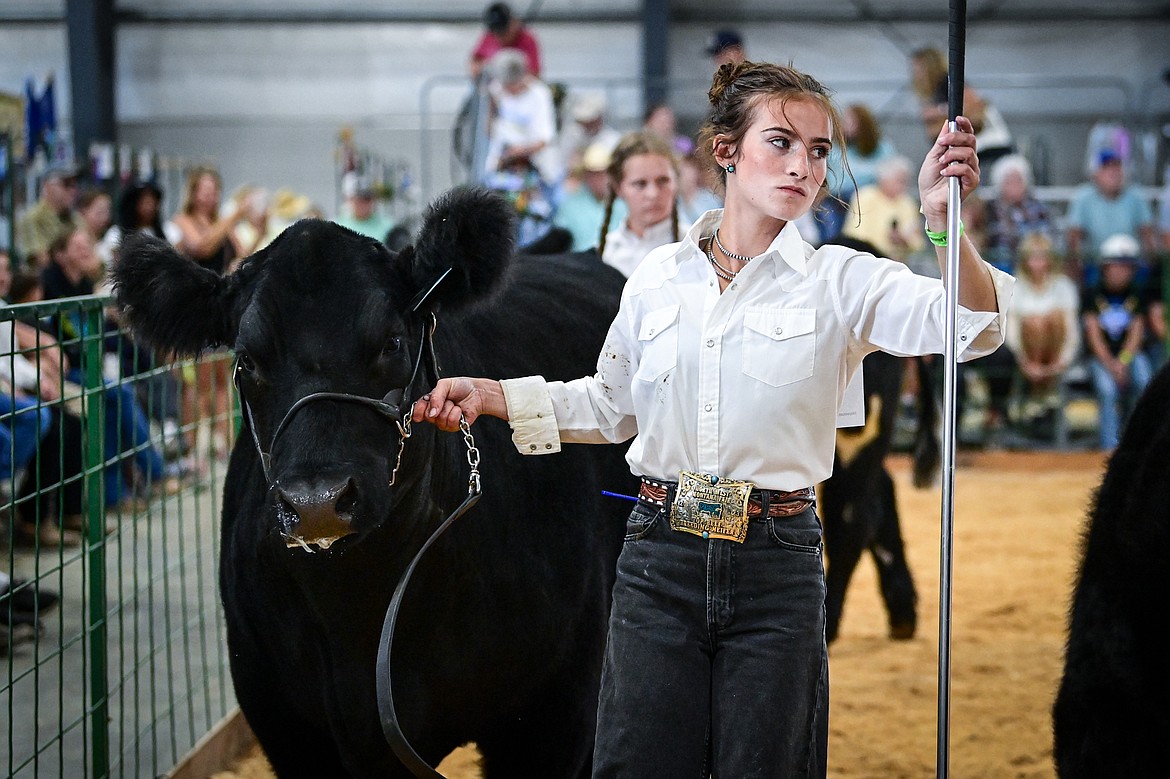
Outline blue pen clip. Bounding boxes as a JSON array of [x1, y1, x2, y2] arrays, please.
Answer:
[[601, 490, 638, 502]]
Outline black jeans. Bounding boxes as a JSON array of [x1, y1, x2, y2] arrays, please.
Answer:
[[593, 500, 829, 778]]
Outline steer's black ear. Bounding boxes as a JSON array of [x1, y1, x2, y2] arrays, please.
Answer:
[[111, 232, 236, 356], [408, 186, 516, 313]]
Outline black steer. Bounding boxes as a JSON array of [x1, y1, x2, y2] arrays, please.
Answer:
[[820, 236, 939, 644], [113, 188, 636, 777], [1053, 360, 1170, 777], [822, 351, 937, 643]]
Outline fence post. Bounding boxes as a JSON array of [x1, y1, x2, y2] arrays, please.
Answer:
[[83, 302, 111, 778]]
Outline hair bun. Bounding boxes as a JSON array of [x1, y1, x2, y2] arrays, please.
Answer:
[[708, 61, 748, 106]]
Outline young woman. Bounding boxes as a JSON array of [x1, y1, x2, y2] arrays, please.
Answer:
[[76, 188, 114, 269], [910, 46, 1014, 169], [413, 61, 1011, 777], [1006, 232, 1080, 399], [597, 131, 682, 278], [172, 167, 248, 459]]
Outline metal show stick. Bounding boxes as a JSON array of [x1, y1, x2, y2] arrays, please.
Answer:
[[937, 1, 967, 777]]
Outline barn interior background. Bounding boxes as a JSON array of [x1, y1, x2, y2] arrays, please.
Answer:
[[1, 0, 1168, 215], [1, 0, 1169, 777]]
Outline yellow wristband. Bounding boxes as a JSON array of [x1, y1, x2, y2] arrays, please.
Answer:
[[1119, 350, 1134, 365]]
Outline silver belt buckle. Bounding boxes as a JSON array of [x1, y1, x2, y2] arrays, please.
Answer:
[[670, 471, 752, 543]]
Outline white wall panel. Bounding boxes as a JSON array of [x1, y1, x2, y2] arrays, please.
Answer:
[[0, 25, 69, 113], [2, 15, 1167, 223]]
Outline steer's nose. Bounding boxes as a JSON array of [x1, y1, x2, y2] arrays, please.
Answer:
[[275, 477, 358, 548]]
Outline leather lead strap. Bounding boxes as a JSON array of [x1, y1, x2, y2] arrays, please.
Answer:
[[375, 485, 481, 777]]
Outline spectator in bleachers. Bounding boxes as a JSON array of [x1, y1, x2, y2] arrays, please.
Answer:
[[103, 179, 187, 457], [559, 92, 621, 181], [820, 102, 898, 243], [173, 167, 247, 275], [173, 166, 247, 459], [15, 163, 85, 271], [109, 179, 168, 249], [677, 151, 723, 227], [267, 189, 315, 238], [485, 49, 561, 186], [1005, 232, 1080, 414], [840, 156, 924, 262], [0, 249, 53, 505], [469, 2, 541, 81], [910, 46, 1014, 169], [643, 102, 695, 157], [984, 154, 1052, 274], [552, 142, 626, 252], [335, 175, 395, 242], [1081, 233, 1154, 450], [41, 228, 177, 505], [598, 131, 682, 277], [232, 186, 280, 253], [705, 29, 746, 68], [77, 188, 114, 269], [2, 249, 84, 547], [1066, 149, 1157, 286], [483, 48, 562, 246]]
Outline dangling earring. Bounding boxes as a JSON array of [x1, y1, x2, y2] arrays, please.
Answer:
[[726, 164, 736, 174]]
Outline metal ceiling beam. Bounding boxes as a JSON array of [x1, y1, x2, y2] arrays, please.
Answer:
[[669, 6, 1170, 23], [66, 0, 117, 161], [4, 6, 1169, 25], [643, 0, 669, 113]]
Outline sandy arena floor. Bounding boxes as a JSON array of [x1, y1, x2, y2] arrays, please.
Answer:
[[217, 449, 1103, 779]]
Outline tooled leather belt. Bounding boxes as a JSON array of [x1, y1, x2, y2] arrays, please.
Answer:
[[638, 476, 815, 518]]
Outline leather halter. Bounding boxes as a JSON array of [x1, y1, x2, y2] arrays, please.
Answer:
[[235, 315, 433, 488], [235, 264, 458, 488]]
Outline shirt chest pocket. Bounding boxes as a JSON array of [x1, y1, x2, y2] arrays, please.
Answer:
[[742, 307, 817, 387], [634, 304, 680, 383]]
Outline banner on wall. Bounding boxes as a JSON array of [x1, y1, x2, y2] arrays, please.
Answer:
[[24, 74, 57, 164], [0, 91, 24, 160]]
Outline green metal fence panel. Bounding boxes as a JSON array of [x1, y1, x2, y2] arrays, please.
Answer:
[[2, 295, 237, 778]]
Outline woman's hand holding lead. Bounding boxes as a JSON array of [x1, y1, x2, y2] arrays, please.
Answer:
[[411, 377, 506, 432]]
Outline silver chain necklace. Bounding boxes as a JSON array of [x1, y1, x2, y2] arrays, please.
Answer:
[[713, 228, 755, 263], [705, 237, 738, 281]]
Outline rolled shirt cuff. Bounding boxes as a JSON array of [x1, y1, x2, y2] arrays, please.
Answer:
[[955, 262, 1014, 360], [500, 375, 561, 455]]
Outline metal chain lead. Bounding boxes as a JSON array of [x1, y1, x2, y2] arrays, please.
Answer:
[[389, 413, 412, 487], [460, 415, 481, 495]]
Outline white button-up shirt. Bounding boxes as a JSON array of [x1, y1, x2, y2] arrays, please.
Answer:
[[502, 210, 1014, 491]]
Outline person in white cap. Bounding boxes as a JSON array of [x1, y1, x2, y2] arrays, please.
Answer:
[[1081, 232, 1154, 450], [15, 162, 85, 269], [559, 91, 621, 178], [553, 142, 626, 252]]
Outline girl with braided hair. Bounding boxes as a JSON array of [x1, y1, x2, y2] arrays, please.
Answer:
[[415, 60, 1011, 777], [597, 131, 683, 277]]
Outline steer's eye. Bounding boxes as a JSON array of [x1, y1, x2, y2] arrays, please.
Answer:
[[381, 338, 402, 356], [237, 352, 256, 374]]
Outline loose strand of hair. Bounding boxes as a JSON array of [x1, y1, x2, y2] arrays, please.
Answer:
[[598, 192, 616, 257]]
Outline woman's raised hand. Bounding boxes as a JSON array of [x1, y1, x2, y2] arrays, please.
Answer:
[[917, 115, 980, 229]]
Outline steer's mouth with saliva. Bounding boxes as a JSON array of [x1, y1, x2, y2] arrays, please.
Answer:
[[275, 479, 360, 552]]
